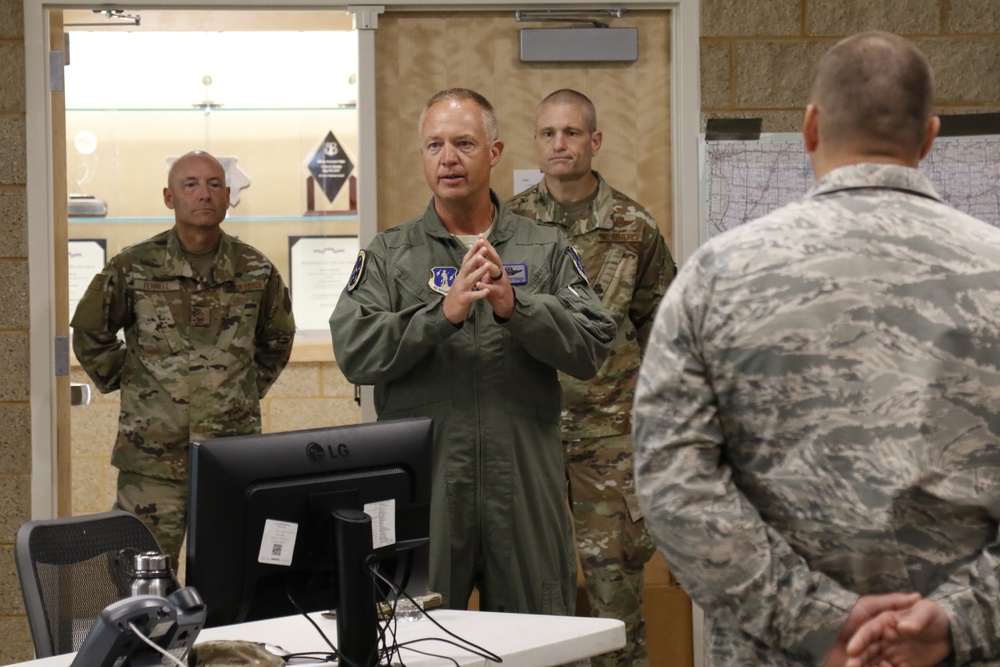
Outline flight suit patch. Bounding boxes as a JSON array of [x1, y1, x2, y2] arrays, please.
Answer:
[[503, 264, 528, 285], [429, 267, 457, 295], [346, 250, 367, 293]]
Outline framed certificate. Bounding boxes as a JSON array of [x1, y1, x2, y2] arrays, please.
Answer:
[[68, 239, 107, 320], [288, 235, 360, 332]]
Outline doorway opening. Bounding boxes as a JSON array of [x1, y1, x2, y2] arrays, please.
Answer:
[[61, 9, 362, 522]]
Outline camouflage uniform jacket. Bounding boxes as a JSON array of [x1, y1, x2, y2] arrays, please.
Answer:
[[507, 171, 675, 440], [330, 192, 616, 612], [72, 228, 295, 481], [634, 163, 1000, 666]]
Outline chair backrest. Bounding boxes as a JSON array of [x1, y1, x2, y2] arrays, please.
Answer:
[[15, 510, 163, 658]]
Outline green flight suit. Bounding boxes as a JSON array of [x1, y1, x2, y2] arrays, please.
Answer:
[[330, 193, 616, 615]]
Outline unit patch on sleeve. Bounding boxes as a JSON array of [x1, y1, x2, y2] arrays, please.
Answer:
[[87, 273, 110, 291], [429, 267, 458, 295], [346, 249, 367, 293]]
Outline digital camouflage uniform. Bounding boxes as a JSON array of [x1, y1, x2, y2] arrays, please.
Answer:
[[634, 163, 1000, 666], [72, 228, 295, 564], [508, 172, 675, 667], [331, 193, 616, 616]]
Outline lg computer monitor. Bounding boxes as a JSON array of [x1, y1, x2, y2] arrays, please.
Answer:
[[185, 417, 433, 636]]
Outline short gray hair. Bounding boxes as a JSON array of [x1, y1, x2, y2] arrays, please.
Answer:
[[418, 88, 500, 142]]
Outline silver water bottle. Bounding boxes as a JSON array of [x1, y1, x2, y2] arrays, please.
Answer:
[[129, 551, 177, 597]]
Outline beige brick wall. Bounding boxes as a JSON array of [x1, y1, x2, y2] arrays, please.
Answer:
[[0, 0, 36, 662], [701, 0, 1000, 132]]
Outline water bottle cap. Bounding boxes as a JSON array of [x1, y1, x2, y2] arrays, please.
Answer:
[[133, 551, 171, 574]]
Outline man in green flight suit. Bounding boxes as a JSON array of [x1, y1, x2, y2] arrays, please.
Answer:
[[72, 150, 295, 566], [330, 88, 616, 615], [508, 89, 676, 666]]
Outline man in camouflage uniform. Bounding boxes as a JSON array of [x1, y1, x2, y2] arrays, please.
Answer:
[[508, 89, 675, 667], [635, 32, 1000, 667], [72, 150, 295, 566]]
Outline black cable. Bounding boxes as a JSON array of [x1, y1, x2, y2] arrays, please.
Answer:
[[370, 568, 402, 666], [366, 558, 392, 667], [390, 642, 460, 666], [283, 583, 367, 667], [283, 651, 340, 664], [366, 563, 502, 664]]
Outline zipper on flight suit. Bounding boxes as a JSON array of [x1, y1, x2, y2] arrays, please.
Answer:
[[448, 235, 487, 575], [471, 274, 486, 576]]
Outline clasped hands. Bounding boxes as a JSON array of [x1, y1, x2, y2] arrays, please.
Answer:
[[442, 236, 513, 324], [823, 593, 952, 667]]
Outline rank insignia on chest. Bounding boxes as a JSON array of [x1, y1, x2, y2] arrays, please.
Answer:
[[191, 306, 211, 326], [346, 250, 367, 293], [503, 263, 528, 285], [429, 267, 458, 295]]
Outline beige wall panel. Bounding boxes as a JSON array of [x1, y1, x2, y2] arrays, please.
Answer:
[[947, 0, 1000, 34], [0, 188, 28, 257], [701, 0, 802, 37], [806, 0, 940, 36], [375, 11, 674, 249]]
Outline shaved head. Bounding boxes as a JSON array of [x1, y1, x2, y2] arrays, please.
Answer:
[[809, 32, 934, 161], [168, 150, 225, 187], [537, 89, 597, 133]]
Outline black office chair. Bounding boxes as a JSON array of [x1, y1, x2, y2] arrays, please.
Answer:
[[15, 509, 164, 657]]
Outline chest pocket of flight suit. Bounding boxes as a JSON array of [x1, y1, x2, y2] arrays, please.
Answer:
[[133, 281, 185, 357], [377, 266, 458, 416]]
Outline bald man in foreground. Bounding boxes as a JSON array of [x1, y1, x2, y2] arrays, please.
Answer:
[[634, 32, 1000, 666]]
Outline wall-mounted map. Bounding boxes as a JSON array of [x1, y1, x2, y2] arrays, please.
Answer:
[[701, 134, 1000, 242]]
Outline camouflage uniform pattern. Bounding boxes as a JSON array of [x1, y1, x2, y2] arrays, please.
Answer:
[[508, 172, 675, 667], [72, 228, 295, 559], [634, 163, 1000, 666], [188, 640, 286, 666], [116, 471, 188, 566], [508, 172, 675, 440]]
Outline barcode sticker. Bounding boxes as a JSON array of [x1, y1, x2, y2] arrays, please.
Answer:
[[258, 519, 298, 566], [363, 499, 396, 549]]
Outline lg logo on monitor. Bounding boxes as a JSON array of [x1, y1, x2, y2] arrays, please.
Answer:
[[306, 441, 350, 463]]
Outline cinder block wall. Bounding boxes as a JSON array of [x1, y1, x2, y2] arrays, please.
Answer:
[[0, 0, 36, 663], [701, 0, 1000, 132]]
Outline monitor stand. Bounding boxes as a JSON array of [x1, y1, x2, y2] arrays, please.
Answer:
[[333, 509, 378, 667]]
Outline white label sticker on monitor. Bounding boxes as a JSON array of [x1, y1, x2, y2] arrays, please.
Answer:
[[258, 519, 298, 566], [364, 499, 396, 549]]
